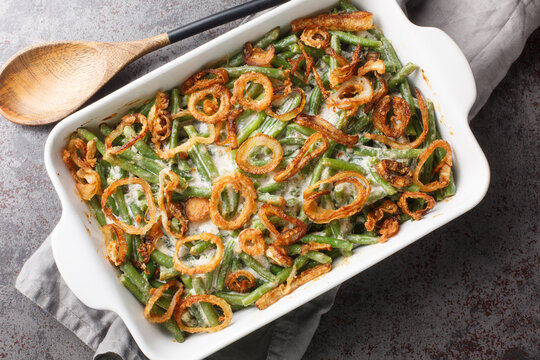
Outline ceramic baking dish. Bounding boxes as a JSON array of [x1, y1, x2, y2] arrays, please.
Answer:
[[44, 0, 490, 358]]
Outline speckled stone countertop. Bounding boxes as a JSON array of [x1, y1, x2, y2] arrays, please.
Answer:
[[0, 1, 538, 359]]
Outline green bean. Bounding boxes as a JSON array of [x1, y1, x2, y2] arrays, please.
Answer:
[[230, 256, 242, 272], [257, 182, 284, 193], [307, 86, 323, 115], [286, 244, 332, 264], [239, 253, 277, 282], [387, 62, 419, 89], [273, 34, 298, 51], [288, 43, 325, 58], [184, 125, 219, 181], [237, 111, 267, 145], [111, 186, 134, 260], [347, 234, 379, 245], [214, 292, 248, 306], [171, 186, 212, 201], [279, 136, 308, 146], [328, 31, 381, 49], [192, 278, 220, 327], [420, 99, 438, 183], [369, 167, 398, 196], [241, 255, 308, 306], [257, 193, 285, 206], [320, 158, 368, 175], [216, 239, 236, 291], [77, 128, 160, 183], [353, 145, 423, 159], [300, 234, 353, 252], [119, 274, 185, 343], [269, 264, 284, 275], [151, 250, 174, 268], [271, 54, 292, 69], [137, 99, 156, 117], [338, 0, 359, 12], [262, 92, 303, 137], [223, 66, 287, 80], [87, 196, 107, 227]]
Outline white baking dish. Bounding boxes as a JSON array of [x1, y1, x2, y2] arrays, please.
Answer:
[[44, 0, 490, 358]]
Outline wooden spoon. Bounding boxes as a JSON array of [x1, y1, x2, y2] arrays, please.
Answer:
[[0, 0, 288, 125]]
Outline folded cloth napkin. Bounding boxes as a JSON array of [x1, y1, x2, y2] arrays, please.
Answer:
[[15, 0, 540, 359]]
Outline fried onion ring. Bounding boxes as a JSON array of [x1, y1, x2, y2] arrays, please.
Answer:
[[158, 169, 188, 239], [398, 191, 436, 221], [144, 281, 183, 323], [365, 200, 399, 232], [371, 95, 411, 138], [226, 270, 256, 293], [236, 134, 283, 174], [75, 167, 102, 201], [324, 47, 348, 67], [63, 139, 101, 200], [238, 228, 266, 256], [215, 108, 243, 149], [329, 44, 362, 88], [298, 42, 330, 98], [294, 113, 358, 147], [327, 76, 374, 116], [104, 113, 148, 155], [188, 84, 231, 124], [378, 216, 400, 243], [365, 88, 429, 149], [364, 72, 388, 114], [102, 224, 127, 266], [242, 42, 275, 67], [291, 11, 374, 32], [173, 233, 223, 275], [181, 68, 229, 95], [209, 173, 257, 230], [412, 139, 453, 192], [174, 294, 232, 333], [255, 264, 331, 310], [101, 178, 157, 235], [300, 28, 330, 48], [265, 87, 306, 121], [266, 244, 293, 267], [303, 171, 370, 223], [258, 204, 307, 246], [233, 72, 273, 111], [357, 58, 385, 77], [376, 159, 412, 188], [274, 132, 328, 182]]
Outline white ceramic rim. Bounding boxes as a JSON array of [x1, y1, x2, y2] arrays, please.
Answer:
[[43, 0, 490, 359]]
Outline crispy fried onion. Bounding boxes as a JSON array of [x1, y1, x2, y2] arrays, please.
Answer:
[[185, 197, 210, 222], [226, 270, 256, 293], [102, 224, 127, 266], [158, 169, 188, 239], [188, 84, 231, 124], [258, 204, 307, 246], [238, 228, 266, 256], [256, 264, 331, 310], [272, 76, 293, 101], [144, 281, 183, 323], [104, 113, 148, 155], [298, 42, 330, 98], [365, 200, 399, 232], [215, 107, 243, 149], [364, 72, 388, 114], [180, 68, 229, 95], [233, 72, 273, 111], [137, 221, 163, 266], [174, 233, 223, 275], [174, 294, 232, 333], [301, 242, 332, 254], [242, 42, 275, 67], [324, 47, 348, 67], [159, 123, 217, 158], [265, 87, 306, 121], [376, 159, 412, 187], [300, 28, 330, 48], [274, 132, 328, 182], [413, 139, 453, 192], [294, 114, 358, 147], [266, 244, 293, 267], [365, 88, 429, 149], [303, 171, 370, 223], [378, 216, 400, 243], [327, 76, 374, 116], [236, 134, 283, 174], [371, 95, 411, 138], [102, 178, 157, 234], [210, 172, 257, 230], [357, 57, 385, 77], [398, 191, 436, 221], [63, 139, 101, 200], [329, 44, 362, 88], [291, 11, 373, 32]]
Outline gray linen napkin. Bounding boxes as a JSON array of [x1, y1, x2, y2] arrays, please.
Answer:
[[15, 0, 540, 359]]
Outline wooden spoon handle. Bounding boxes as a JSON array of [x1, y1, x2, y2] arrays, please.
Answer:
[[166, 0, 289, 44]]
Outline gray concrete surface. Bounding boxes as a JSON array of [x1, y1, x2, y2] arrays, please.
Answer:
[[0, 1, 538, 359]]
